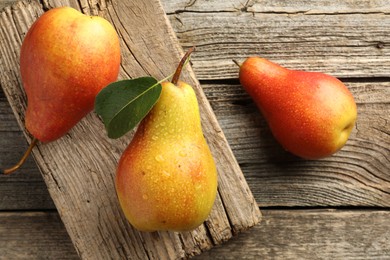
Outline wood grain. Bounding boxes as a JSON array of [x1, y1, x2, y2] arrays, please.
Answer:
[[0, 0, 14, 9], [0, 0, 260, 259], [0, 91, 55, 210], [162, 0, 390, 13], [1, 209, 389, 259], [163, 0, 390, 80], [0, 211, 78, 259], [196, 209, 390, 259]]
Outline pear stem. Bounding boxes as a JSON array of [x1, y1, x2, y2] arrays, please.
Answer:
[[232, 59, 242, 67], [171, 46, 195, 85], [1, 137, 38, 175]]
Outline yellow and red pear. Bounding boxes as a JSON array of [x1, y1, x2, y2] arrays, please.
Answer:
[[239, 57, 357, 159], [116, 80, 218, 232], [20, 6, 121, 143]]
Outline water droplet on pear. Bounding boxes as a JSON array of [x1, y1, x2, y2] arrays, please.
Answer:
[[155, 154, 164, 162]]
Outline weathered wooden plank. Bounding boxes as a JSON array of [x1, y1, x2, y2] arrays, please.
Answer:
[[247, 0, 390, 14], [162, 0, 390, 13], [162, 0, 390, 79], [0, 0, 15, 10], [0, 88, 55, 210], [0, 211, 79, 259], [1, 209, 389, 259], [196, 209, 390, 259], [0, 0, 260, 259]]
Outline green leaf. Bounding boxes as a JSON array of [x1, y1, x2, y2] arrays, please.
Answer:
[[95, 77, 162, 139]]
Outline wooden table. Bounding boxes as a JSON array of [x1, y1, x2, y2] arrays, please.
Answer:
[[1, 0, 389, 259]]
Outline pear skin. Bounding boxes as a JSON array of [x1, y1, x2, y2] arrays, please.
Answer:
[[20, 7, 121, 143], [239, 57, 357, 159], [116, 81, 218, 232]]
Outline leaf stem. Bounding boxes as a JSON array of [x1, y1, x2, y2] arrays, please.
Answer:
[[1, 137, 38, 175], [171, 46, 195, 85], [159, 73, 175, 85]]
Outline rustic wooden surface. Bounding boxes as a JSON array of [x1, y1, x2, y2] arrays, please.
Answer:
[[2, 209, 389, 259], [1, 0, 389, 259]]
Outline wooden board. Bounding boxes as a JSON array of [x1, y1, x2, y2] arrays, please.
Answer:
[[1, 209, 389, 259], [0, 211, 78, 259], [197, 209, 390, 259], [0, 0, 261, 259], [163, 0, 390, 79]]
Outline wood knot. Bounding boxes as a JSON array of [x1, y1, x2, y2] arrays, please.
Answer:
[[376, 42, 385, 49]]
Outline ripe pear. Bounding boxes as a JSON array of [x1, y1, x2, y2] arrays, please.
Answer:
[[20, 6, 121, 143], [116, 80, 218, 232], [239, 57, 357, 159]]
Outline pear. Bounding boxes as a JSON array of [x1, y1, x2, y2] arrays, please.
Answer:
[[116, 50, 217, 231], [21, 7, 121, 143], [239, 57, 357, 159], [2, 7, 120, 174]]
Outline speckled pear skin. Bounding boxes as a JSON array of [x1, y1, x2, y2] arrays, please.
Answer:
[[239, 57, 357, 159], [20, 7, 120, 143], [116, 81, 218, 232]]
